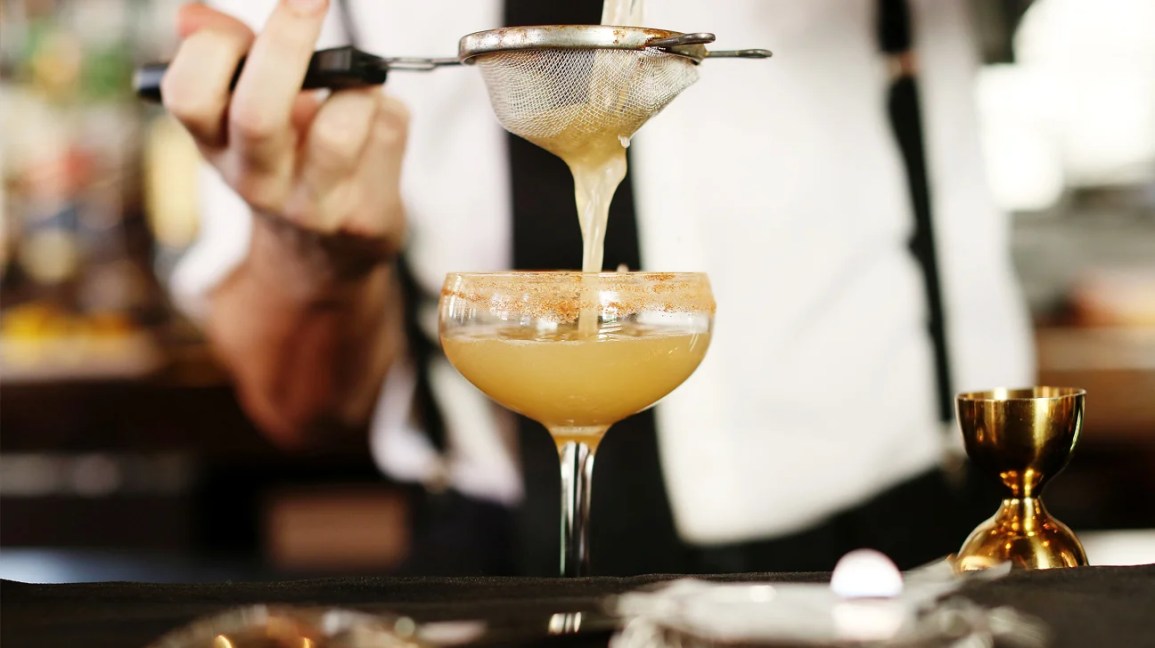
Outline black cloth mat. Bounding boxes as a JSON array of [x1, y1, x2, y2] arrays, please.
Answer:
[[4, 565, 1154, 647]]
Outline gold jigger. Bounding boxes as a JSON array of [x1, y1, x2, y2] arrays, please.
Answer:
[[953, 387, 1089, 572]]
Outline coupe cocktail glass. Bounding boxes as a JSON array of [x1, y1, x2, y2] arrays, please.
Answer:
[[439, 271, 714, 576]]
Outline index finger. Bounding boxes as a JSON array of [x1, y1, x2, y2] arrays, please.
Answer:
[[228, 0, 330, 163]]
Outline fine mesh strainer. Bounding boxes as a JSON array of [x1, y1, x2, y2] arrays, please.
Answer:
[[458, 26, 771, 147], [136, 24, 770, 147]]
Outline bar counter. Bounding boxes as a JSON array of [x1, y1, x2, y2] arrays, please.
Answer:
[[3, 564, 1153, 647]]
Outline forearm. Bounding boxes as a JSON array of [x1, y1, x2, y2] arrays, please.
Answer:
[[161, 1, 413, 447], [206, 215, 406, 448]]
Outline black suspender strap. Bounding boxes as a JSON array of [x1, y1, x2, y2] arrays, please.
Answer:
[[877, 0, 955, 424]]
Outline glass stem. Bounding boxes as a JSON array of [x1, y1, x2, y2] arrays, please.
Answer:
[[557, 439, 597, 577]]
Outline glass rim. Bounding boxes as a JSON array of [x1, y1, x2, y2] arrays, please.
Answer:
[[444, 270, 710, 281], [440, 271, 715, 316], [957, 386, 1086, 402]]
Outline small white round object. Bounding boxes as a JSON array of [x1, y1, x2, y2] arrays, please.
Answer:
[[830, 549, 904, 599]]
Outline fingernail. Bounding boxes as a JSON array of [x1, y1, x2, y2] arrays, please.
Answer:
[[286, 0, 327, 15]]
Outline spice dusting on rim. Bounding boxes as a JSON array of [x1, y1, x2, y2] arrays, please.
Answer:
[[440, 272, 714, 321]]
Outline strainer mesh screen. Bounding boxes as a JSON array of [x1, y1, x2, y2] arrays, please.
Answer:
[[476, 48, 699, 147]]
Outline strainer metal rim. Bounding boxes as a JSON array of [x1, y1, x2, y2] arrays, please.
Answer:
[[458, 25, 709, 63]]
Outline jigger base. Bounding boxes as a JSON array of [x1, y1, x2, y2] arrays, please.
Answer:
[[955, 496, 1087, 572]]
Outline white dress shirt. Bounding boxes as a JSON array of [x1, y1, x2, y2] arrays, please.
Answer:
[[172, 0, 1034, 545]]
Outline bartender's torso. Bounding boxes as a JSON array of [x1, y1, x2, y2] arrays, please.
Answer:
[[188, 0, 1034, 567]]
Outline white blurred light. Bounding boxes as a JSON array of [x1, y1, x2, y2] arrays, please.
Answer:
[[1016, 0, 1155, 186], [1081, 530, 1155, 566], [0, 455, 62, 497], [830, 548, 904, 599], [977, 65, 1066, 212], [70, 454, 122, 497], [977, 0, 1155, 210]]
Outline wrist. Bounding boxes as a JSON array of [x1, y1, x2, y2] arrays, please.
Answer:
[[247, 212, 402, 303]]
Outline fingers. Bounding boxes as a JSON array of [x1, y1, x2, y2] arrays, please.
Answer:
[[282, 91, 409, 238], [364, 94, 411, 201], [341, 95, 411, 239], [165, 0, 407, 242], [163, 5, 254, 147], [229, 0, 330, 172], [290, 92, 324, 133], [297, 89, 380, 213]]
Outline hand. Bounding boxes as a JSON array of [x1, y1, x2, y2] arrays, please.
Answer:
[[162, 0, 408, 258]]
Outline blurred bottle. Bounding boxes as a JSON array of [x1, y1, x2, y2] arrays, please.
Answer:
[[0, 0, 169, 377], [143, 113, 201, 284]]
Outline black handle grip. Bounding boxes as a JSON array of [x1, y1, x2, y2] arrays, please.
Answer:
[[134, 63, 168, 102], [135, 46, 389, 103]]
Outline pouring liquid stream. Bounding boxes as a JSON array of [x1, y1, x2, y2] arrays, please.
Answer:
[[525, 0, 644, 337], [531, 124, 628, 336]]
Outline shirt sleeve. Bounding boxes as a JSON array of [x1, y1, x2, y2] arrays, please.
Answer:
[[168, 164, 253, 322]]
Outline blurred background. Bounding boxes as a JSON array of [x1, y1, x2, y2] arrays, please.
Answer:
[[1, 0, 1153, 581]]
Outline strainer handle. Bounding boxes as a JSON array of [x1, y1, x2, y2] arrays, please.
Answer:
[[705, 48, 774, 59], [644, 32, 772, 61], [134, 46, 456, 103]]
